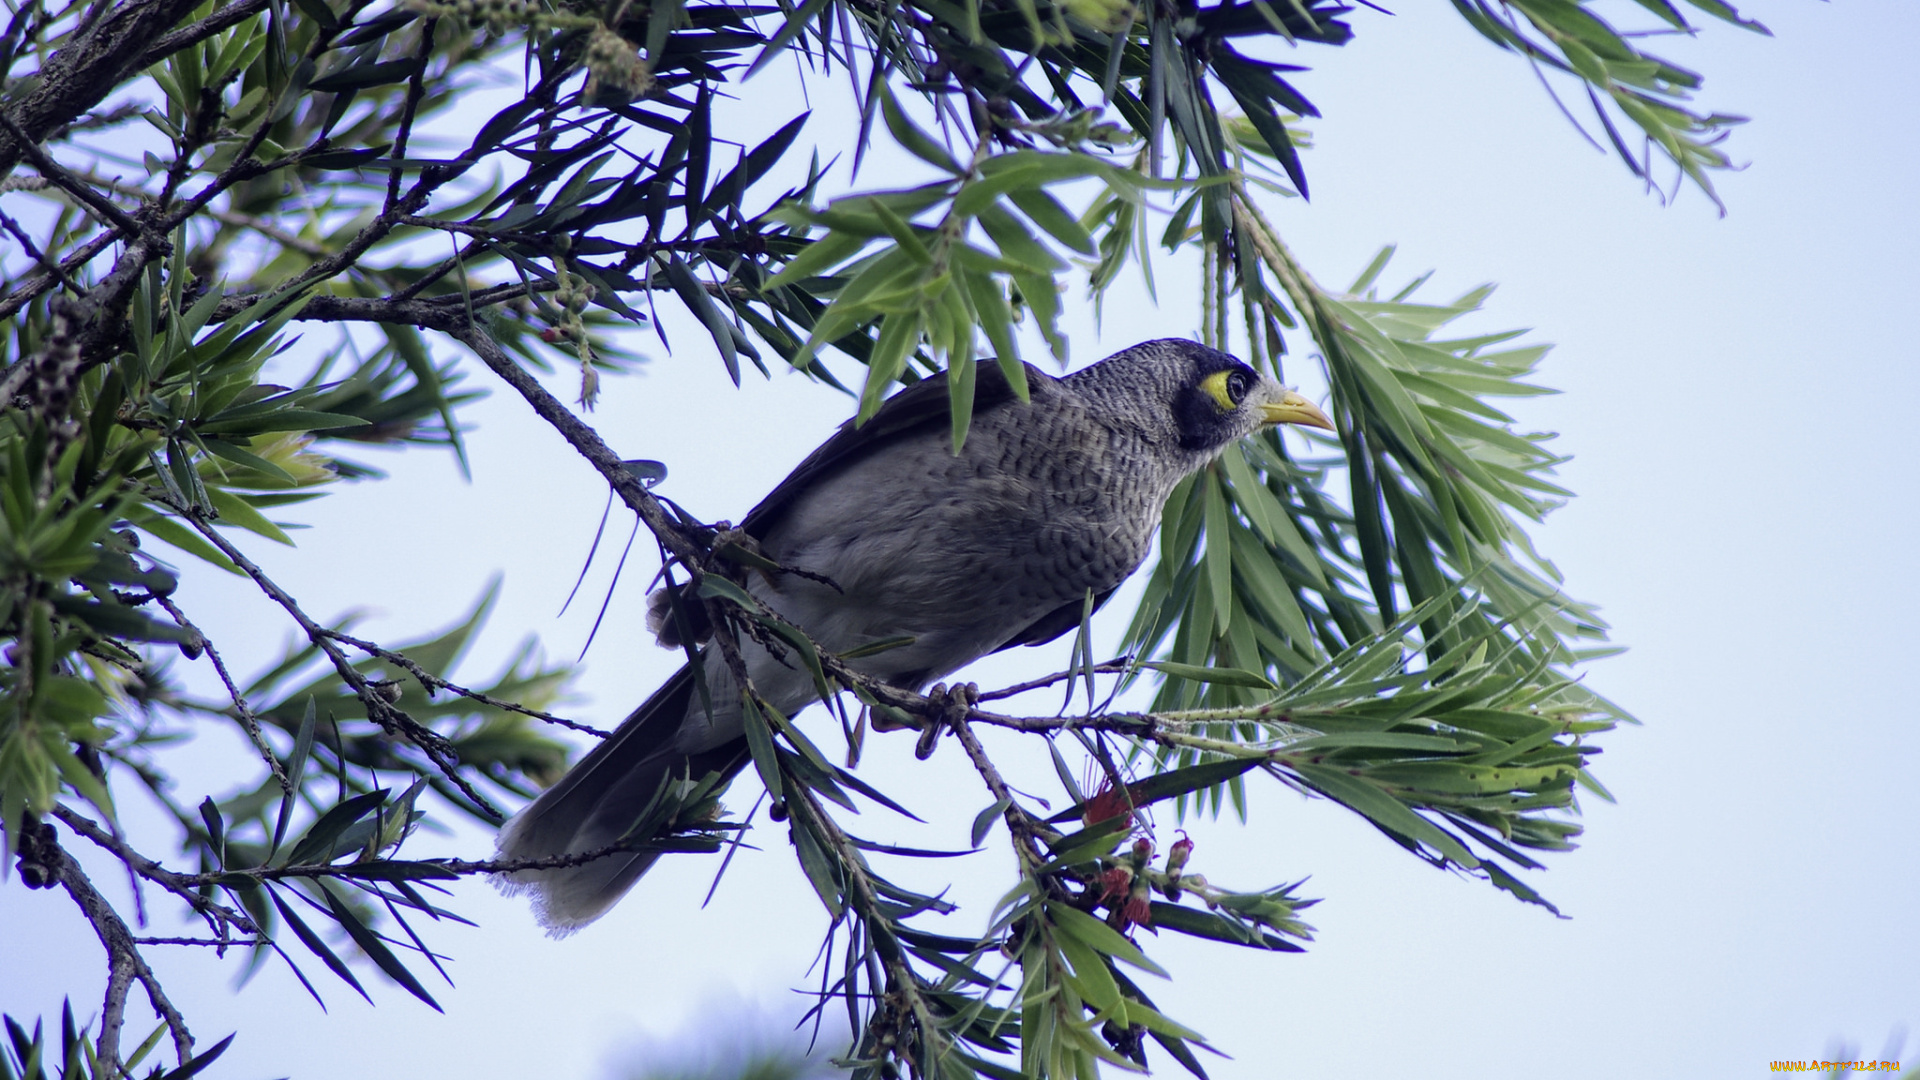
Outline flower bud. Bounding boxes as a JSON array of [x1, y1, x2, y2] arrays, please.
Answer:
[[1166, 833, 1193, 876]]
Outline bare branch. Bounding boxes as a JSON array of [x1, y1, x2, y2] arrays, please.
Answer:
[[139, 490, 504, 819], [172, 831, 735, 887], [0, 202, 79, 294], [0, 110, 144, 236], [972, 658, 1132, 702], [0, 228, 116, 322], [157, 595, 293, 795], [52, 806, 261, 940], [452, 325, 709, 569], [948, 706, 1057, 873], [36, 820, 196, 1071], [323, 628, 613, 739], [132, 936, 266, 949]]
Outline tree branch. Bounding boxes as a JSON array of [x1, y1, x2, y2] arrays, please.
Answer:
[[41, 822, 196, 1072], [451, 324, 709, 569], [322, 627, 614, 739], [157, 595, 293, 795], [51, 806, 260, 940], [0, 0, 206, 177], [141, 489, 504, 819], [0, 109, 143, 236]]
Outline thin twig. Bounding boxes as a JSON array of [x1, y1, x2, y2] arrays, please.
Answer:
[[26, 171, 328, 255], [453, 325, 708, 569], [787, 783, 949, 1076], [0, 228, 116, 322], [133, 935, 265, 949], [52, 806, 260, 939], [173, 831, 737, 887], [0, 203, 79, 292], [157, 595, 293, 794], [384, 18, 437, 214], [322, 628, 614, 739], [948, 711, 1054, 872], [140, 489, 503, 819], [972, 658, 1132, 702], [0, 109, 144, 235]]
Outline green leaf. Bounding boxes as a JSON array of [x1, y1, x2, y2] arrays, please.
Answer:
[[880, 87, 961, 174], [308, 59, 416, 92], [1047, 901, 1168, 977], [285, 790, 389, 867], [1141, 660, 1275, 690], [739, 695, 785, 805], [664, 255, 742, 385], [1291, 763, 1477, 866], [970, 796, 1011, 847], [195, 409, 369, 436], [132, 513, 240, 574], [1008, 187, 1095, 255], [154, 1033, 235, 1080], [319, 885, 442, 1010], [266, 887, 369, 1003], [1150, 903, 1302, 951], [204, 488, 293, 545]]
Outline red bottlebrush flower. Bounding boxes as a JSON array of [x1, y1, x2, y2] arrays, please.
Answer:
[[1119, 878, 1155, 932], [1098, 864, 1133, 903], [1129, 836, 1154, 864], [1083, 780, 1133, 825]]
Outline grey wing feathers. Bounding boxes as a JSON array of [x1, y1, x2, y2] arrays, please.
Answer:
[[994, 587, 1119, 652], [741, 361, 1047, 540]]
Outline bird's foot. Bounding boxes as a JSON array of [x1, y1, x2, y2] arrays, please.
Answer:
[[916, 682, 979, 759]]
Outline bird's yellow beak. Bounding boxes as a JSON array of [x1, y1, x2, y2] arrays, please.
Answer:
[[1261, 390, 1335, 432]]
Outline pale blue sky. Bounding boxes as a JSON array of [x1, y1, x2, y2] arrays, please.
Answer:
[[5, 1, 1916, 1076]]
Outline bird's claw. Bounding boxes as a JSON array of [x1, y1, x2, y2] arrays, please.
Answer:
[[916, 682, 979, 759]]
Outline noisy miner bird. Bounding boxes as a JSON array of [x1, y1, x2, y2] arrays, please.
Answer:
[[497, 338, 1334, 933]]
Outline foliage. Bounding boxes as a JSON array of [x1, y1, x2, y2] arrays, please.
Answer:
[[0, 0, 1763, 1073]]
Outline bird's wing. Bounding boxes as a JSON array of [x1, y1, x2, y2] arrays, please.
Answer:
[[991, 587, 1119, 652], [740, 360, 1092, 654], [740, 360, 1050, 539]]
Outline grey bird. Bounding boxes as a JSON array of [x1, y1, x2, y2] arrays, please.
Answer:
[[496, 338, 1334, 933]]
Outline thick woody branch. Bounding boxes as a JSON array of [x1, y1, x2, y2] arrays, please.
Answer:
[[39, 822, 196, 1072], [0, 0, 207, 176]]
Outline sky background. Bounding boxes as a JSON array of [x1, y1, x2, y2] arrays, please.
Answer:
[[4, 0, 1918, 1076]]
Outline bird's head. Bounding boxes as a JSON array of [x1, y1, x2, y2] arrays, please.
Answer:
[[1074, 339, 1335, 455]]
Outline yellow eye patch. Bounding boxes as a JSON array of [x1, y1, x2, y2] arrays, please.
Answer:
[[1200, 370, 1238, 412]]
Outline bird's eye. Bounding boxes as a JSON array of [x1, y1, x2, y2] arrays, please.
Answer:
[[1226, 370, 1252, 403], [1199, 369, 1248, 412]]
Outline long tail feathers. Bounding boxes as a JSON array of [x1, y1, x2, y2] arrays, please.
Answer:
[[494, 666, 748, 935]]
